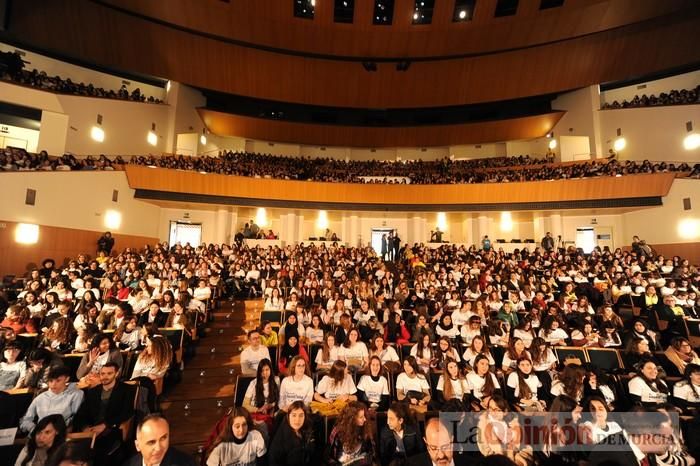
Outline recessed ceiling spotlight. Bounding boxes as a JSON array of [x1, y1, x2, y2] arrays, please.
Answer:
[[413, 11, 419, 20], [459, 9, 467, 18]]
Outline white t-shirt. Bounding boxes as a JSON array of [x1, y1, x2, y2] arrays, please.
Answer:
[[240, 346, 271, 376], [436, 326, 460, 339], [628, 376, 668, 404], [462, 349, 495, 368], [539, 328, 569, 344], [506, 372, 542, 403], [315, 346, 339, 366], [513, 329, 534, 348], [206, 430, 266, 466], [531, 349, 557, 372], [278, 375, 314, 410], [316, 374, 357, 400], [372, 346, 400, 363], [501, 350, 531, 370], [339, 342, 369, 362], [395, 373, 430, 395], [353, 309, 376, 324], [466, 372, 500, 401], [243, 377, 280, 407], [356, 375, 389, 404], [460, 327, 482, 346], [673, 381, 700, 404], [436, 376, 470, 400]]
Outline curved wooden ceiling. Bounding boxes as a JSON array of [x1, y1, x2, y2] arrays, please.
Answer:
[[3, 0, 700, 108], [97, 0, 694, 60], [198, 108, 565, 147]]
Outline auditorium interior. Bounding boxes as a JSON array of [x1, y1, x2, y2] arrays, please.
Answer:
[[0, 1, 700, 465]]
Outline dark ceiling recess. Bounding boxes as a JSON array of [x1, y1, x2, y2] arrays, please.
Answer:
[[201, 89, 557, 127], [334, 0, 354, 23], [540, 0, 565, 10], [293, 0, 315, 19], [495, 0, 519, 17], [373, 0, 395, 25], [453, 0, 476, 22], [412, 0, 435, 25]]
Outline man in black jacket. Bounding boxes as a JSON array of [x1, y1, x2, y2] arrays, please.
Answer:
[[123, 414, 196, 466], [98, 231, 115, 254], [75, 362, 135, 465]]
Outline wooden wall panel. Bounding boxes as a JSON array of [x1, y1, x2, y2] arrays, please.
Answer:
[[3, 0, 700, 108], [124, 166, 677, 206], [95, 0, 695, 59], [0, 221, 158, 278], [198, 110, 565, 147]]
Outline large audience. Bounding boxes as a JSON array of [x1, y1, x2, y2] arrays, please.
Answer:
[[0, 51, 164, 104], [2, 234, 700, 466], [2, 146, 698, 184], [602, 85, 700, 110]]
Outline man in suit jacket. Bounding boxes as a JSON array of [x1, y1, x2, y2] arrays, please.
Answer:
[[408, 417, 471, 466], [123, 414, 196, 466], [75, 362, 135, 465]]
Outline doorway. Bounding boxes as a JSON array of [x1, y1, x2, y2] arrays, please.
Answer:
[[169, 221, 202, 246], [370, 228, 394, 257], [575, 227, 596, 253]]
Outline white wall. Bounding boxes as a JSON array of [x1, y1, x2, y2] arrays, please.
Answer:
[[0, 123, 39, 152], [0, 43, 166, 102], [550, 86, 600, 158], [598, 105, 700, 163], [601, 70, 700, 106], [0, 81, 171, 155], [623, 179, 700, 245], [245, 140, 301, 157], [0, 172, 160, 237]]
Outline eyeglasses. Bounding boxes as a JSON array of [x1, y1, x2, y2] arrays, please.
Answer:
[[426, 443, 453, 453]]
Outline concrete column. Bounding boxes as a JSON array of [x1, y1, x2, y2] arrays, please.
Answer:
[[461, 215, 474, 246], [349, 215, 359, 247], [477, 215, 489, 243], [550, 213, 563, 242], [533, 213, 545, 244], [296, 215, 305, 244]]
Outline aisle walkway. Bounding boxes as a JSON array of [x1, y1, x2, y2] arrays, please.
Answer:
[[162, 300, 262, 460]]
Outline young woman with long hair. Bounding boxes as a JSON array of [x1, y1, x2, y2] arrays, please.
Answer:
[[339, 327, 369, 372], [501, 337, 530, 373], [432, 336, 461, 371], [314, 359, 357, 405], [131, 334, 172, 380], [395, 356, 431, 407], [268, 401, 319, 466], [460, 315, 484, 347], [550, 364, 585, 403], [242, 358, 279, 432], [409, 332, 433, 374], [40, 317, 73, 354], [278, 356, 314, 412], [328, 401, 375, 466], [467, 354, 500, 411], [368, 334, 400, 373], [113, 315, 143, 351], [206, 407, 266, 466], [356, 356, 390, 411], [672, 363, 700, 414], [628, 358, 669, 408], [15, 414, 67, 466], [505, 357, 546, 411], [315, 333, 338, 372], [379, 402, 424, 466], [462, 335, 495, 369], [436, 358, 469, 409]]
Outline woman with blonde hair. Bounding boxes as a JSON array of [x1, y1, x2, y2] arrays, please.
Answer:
[[131, 334, 172, 380]]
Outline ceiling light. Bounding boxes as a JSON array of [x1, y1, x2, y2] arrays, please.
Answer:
[[413, 11, 419, 20], [501, 212, 513, 232], [548, 139, 557, 149], [459, 9, 467, 18], [15, 223, 39, 245], [166, 81, 171, 92], [200, 128, 207, 145]]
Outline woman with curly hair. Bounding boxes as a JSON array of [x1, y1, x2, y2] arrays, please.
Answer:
[[113, 315, 142, 351], [131, 334, 172, 380], [40, 317, 73, 354], [1, 305, 37, 334], [206, 407, 266, 466], [328, 401, 375, 466], [550, 364, 585, 403]]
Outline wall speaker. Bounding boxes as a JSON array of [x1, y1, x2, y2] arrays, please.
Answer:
[[683, 198, 691, 211], [25, 188, 36, 205], [112, 190, 119, 202]]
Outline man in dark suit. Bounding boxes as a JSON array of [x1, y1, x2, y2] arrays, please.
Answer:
[[393, 230, 401, 262], [75, 362, 135, 465], [123, 414, 196, 466]]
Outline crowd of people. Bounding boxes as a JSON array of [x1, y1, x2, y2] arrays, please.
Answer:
[[129, 152, 697, 184], [2, 146, 699, 184], [2, 234, 700, 465], [602, 85, 700, 110], [0, 51, 164, 104]]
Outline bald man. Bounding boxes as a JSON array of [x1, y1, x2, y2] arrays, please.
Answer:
[[123, 414, 195, 466], [408, 417, 472, 466]]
